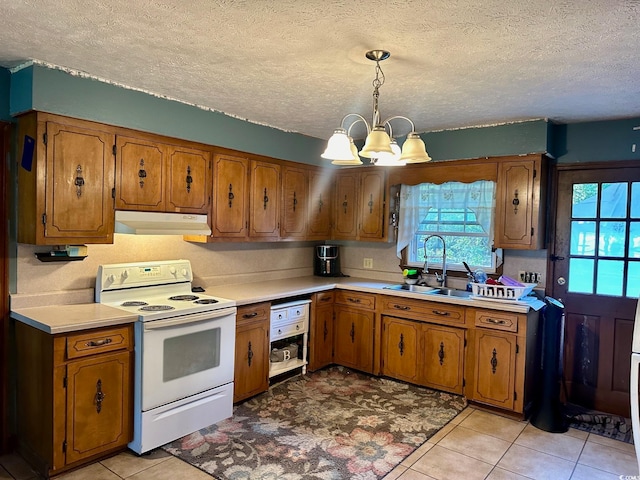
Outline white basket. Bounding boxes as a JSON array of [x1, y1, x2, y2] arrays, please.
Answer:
[[471, 282, 537, 300]]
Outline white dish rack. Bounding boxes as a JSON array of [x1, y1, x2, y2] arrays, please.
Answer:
[[470, 282, 537, 300]]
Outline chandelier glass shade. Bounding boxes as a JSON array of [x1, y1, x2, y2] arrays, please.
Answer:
[[321, 50, 431, 166]]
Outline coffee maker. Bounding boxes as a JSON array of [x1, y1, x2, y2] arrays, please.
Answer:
[[314, 245, 342, 277]]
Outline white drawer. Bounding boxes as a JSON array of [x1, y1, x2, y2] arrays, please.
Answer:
[[271, 319, 307, 340]]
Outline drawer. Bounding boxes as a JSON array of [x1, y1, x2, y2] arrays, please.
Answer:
[[315, 291, 335, 305], [66, 325, 132, 360], [474, 309, 519, 332], [271, 319, 307, 340], [380, 295, 466, 327], [334, 291, 376, 310], [237, 302, 270, 325]]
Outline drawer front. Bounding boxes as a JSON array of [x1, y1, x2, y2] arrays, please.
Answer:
[[380, 296, 465, 327], [315, 291, 335, 304], [335, 291, 376, 310], [474, 309, 519, 332], [66, 325, 132, 360], [271, 319, 307, 340], [287, 304, 308, 322], [237, 302, 271, 326]]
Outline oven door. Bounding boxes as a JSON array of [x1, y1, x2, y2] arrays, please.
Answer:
[[140, 306, 236, 411]]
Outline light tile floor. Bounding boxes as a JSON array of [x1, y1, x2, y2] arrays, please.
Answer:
[[1, 407, 638, 479]]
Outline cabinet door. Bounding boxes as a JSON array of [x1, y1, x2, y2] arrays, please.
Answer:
[[166, 146, 211, 213], [115, 135, 165, 211], [250, 160, 280, 239], [44, 122, 115, 243], [281, 166, 308, 238], [307, 169, 333, 239], [473, 329, 517, 409], [212, 154, 249, 238], [358, 170, 386, 240], [333, 171, 358, 239], [422, 324, 465, 394], [333, 307, 373, 373], [381, 316, 420, 383], [234, 318, 269, 403], [495, 159, 541, 249], [309, 295, 334, 371], [65, 351, 132, 465]]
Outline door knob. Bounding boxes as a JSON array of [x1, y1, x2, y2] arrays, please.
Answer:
[[557, 277, 566, 285]]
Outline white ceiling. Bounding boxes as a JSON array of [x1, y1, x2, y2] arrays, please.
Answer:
[[1, 0, 640, 141]]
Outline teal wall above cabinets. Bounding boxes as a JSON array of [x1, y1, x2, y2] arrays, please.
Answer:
[[10, 64, 327, 166], [0, 67, 11, 122], [551, 118, 640, 164]]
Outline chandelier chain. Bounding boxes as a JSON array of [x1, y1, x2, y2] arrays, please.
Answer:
[[371, 60, 385, 126]]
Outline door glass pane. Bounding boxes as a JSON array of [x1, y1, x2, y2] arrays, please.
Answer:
[[600, 183, 627, 219], [596, 259, 624, 296], [570, 221, 596, 256], [632, 183, 640, 218], [629, 222, 640, 258], [599, 221, 626, 257], [568, 258, 594, 294], [572, 183, 598, 218], [627, 262, 640, 298], [163, 328, 221, 382]]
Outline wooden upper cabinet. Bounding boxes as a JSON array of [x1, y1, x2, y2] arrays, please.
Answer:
[[494, 155, 547, 249], [17, 113, 115, 245], [307, 169, 333, 239], [281, 165, 308, 238], [333, 171, 359, 239], [212, 153, 249, 238], [358, 170, 386, 239], [166, 146, 211, 213], [249, 159, 280, 239], [116, 136, 164, 211]]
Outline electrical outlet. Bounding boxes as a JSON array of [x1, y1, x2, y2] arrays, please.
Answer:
[[363, 258, 373, 269]]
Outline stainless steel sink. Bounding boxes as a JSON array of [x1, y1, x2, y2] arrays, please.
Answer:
[[424, 287, 473, 298], [383, 284, 438, 294]]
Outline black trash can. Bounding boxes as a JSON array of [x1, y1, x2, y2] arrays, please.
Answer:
[[530, 296, 568, 433]]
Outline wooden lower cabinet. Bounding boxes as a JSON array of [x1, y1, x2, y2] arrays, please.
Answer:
[[234, 302, 270, 402], [381, 316, 465, 394], [15, 323, 133, 478], [308, 291, 334, 371], [333, 307, 374, 373], [471, 329, 518, 409]]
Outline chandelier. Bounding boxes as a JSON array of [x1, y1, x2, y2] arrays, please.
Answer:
[[321, 50, 432, 166]]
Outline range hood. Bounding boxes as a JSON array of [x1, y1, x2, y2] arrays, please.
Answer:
[[114, 211, 212, 235]]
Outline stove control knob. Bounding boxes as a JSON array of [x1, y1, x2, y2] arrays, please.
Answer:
[[107, 274, 116, 283], [121, 269, 129, 280], [169, 267, 177, 275]]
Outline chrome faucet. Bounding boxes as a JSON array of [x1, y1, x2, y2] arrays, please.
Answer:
[[423, 234, 447, 287]]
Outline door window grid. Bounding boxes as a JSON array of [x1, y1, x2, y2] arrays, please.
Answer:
[[568, 182, 640, 298]]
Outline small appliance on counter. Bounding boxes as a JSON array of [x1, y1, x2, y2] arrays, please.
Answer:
[[314, 245, 342, 277]]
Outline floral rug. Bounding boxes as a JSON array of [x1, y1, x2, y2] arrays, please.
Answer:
[[163, 366, 467, 479]]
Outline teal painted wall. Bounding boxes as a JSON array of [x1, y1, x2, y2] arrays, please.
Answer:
[[551, 118, 640, 163], [11, 65, 327, 166], [0, 67, 11, 122]]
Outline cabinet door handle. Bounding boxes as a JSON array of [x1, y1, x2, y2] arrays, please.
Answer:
[[431, 310, 450, 316], [368, 193, 374, 214], [438, 342, 445, 366], [185, 165, 193, 193], [343, 195, 348, 214], [486, 318, 506, 325], [512, 189, 520, 214], [243, 312, 258, 319], [393, 304, 410, 311], [86, 338, 112, 347], [350, 322, 355, 343], [293, 191, 297, 212], [398, 333, 405, 356], [247, 341, 254, 367], [263, 188, 269, 210], [138, 158, 146, 188], [323, 320, 328, 341], [94, 379, 106, 413], [491, 348, 498, 374], [228, 183, 235, 207], [318, 194, 324, 213], [74, 164, 85, 198]]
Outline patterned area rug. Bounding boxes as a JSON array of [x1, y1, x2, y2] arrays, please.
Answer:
[[163, 366, 467, 479], [566, 403, 634, 444]]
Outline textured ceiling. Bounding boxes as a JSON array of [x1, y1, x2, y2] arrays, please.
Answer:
[[1, 0, 640, 140]]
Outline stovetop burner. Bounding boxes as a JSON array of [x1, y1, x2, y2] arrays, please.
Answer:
[[194, 299, 219, 305], [139, 305, 175, 312], [169, 295, 200, 301], [122, 301, 148, 307]]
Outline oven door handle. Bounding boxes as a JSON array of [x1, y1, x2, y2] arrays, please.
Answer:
[[143, 307, 237, 330]]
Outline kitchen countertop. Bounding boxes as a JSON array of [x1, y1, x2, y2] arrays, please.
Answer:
[[10, 304, 138, 334], [11, 276, 539, 334], [204, 276, 539, 314]]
